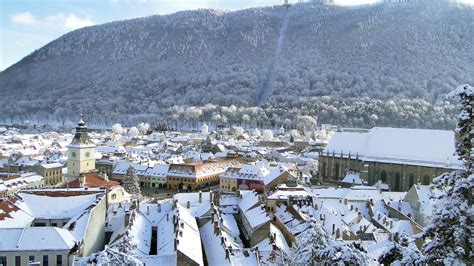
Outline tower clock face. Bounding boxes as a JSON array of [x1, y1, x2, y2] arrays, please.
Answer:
[[85, 152, 90, 158], [72, 151, 76, 158]]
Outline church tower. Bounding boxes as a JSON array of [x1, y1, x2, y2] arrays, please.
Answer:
[[67, 115, 95, 178]]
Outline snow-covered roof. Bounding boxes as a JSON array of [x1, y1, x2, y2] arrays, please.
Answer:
[[173, 192, 211, 218], [323, 127, 462, 168], [144, 163, 169, 177], [0, 227, 76, 251], [238, 190, 259, 212], [39, 162, 63, 169], [0, 189, 105, 227], [341, 170, 363, 185]]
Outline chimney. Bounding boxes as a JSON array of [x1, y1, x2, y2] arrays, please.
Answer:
[[332, 224, 335, 235], [79, 175, 85, 188], [390, 220, 393, 229], [344, 198, 347, 205], [172, 199, 177, 209], [158, 203, 161, 212], [187, 201, 191, 209], [166, 213, 169, 221], [378, 213, 381, 220], [214, 221, 219, 235], [103, 172, 109, 182], [199, 191, 202, 203], [124, 211, 130, 227], [147, 204, 150, 215], [225, 248, 230, 260]]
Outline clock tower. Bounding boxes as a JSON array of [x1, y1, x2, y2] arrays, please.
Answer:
[[67, 115, 96, 178]]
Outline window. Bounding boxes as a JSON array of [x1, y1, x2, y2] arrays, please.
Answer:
[[43, 255, 49, 266], [56, 255, 62, 266], [29, 255, 35, 262], [394, 172, 401, 191], [111, 194, 117, 200], [0, 256, 6, 266], [15, 256, 21, 266], [51, 223, 58, 227], [380, 171, 387, 183], [422, 175, 431, 185]]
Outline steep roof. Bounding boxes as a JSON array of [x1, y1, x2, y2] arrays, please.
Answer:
[[324, 127, 462, 168]]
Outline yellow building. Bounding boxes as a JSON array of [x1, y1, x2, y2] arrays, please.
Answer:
[[219, 168, 239, 191], [36, 163, 63, 187], [166, 159, 241, 191]]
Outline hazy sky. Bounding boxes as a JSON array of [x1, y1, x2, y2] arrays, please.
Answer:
[[1, 0, 472, 71]]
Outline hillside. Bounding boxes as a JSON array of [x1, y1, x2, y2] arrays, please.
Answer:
[[0, 0, 473, 128]]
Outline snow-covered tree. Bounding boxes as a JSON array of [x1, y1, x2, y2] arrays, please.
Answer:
[[288, 221, 367, 265], [289, 129, 300, 141], [234, 126, 244, 137], [422, 84, 473, 264], [112, 123, 123, 135], [123, 167, 141, 197], [378, 235, 423, 264], [262, 129, 273, 140], [317, 240, 368, 264], [201, 123, 209, 135], [128, 127, 139, 137], [137, 122, 149, 135], [252, 128, 261, 138], [242, 114, 250, 129]]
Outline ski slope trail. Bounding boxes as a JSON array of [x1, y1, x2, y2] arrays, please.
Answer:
[[257, 7, 291, 106]]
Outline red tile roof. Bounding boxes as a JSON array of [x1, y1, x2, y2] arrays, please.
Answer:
[[66, 171, 120, 190]]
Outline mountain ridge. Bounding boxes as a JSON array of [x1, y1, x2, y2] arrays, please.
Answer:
[[1, 0, 473, 128]]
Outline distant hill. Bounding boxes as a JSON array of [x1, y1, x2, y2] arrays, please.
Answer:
[[0, 0, 473, 128]]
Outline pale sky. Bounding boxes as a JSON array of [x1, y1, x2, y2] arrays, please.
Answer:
[[0, 0, 472, 71]]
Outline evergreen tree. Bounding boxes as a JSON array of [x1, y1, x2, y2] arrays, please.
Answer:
[[123, 167, 141, 197], [378, 235, 423, 264], [422, 84, 473, 264], [287, 221, 368, 264]]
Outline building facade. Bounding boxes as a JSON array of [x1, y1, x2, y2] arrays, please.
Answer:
[[167, 159, 241, 191], [318, 127, 461, 191], [35, 163, 63, 187]]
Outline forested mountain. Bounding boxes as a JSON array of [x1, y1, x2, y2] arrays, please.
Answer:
[[1, 0, 473, 129]]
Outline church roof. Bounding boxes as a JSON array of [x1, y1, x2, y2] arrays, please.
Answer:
[[323, 127, 462, 169]]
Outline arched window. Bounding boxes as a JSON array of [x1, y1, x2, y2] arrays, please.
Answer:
[[321, 162, 327, 179], [422, 175, 431, 185], [394, 172, 401, 191], [380, 171, 387, 183], [334, 163, 340, 179]]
